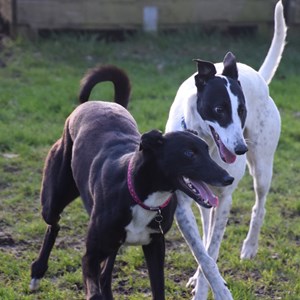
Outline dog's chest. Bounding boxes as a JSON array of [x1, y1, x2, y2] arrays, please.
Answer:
[[124, 191, 171, 245]]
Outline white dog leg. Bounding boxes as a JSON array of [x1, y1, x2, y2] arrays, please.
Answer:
[[192, 272, 210, 300], [241, 156, 274, 259], [186, 206, 211, 298], [189, 206, 215, 299], [206, 195, 232, 260], [200, 204, 211, 247], [191, 196, 232, 299], [242, 106, 280, 259], [175, 192, 233, 300]]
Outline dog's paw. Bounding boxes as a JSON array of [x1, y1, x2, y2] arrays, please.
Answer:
[[186, 276, 197, 289], [192, 283, 210, 300], [240, 240, 258, 260], [190, 273, 210, 300], [186, 267, 201, 288], [29, 278, 40, 291]]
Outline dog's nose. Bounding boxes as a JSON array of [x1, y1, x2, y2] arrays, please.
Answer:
[[234, 144, 248, 155], [223, 175, 234, 186]]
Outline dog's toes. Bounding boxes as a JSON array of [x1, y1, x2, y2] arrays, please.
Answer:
[[186, 268, 201, 288], [186, 276, 196, 288], [29, 278, 40, 291]]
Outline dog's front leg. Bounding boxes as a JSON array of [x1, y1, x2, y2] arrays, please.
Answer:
[[187, 204, 212, 299], [175, 192, 233, 300], [186, 201, 216, 294], [142, 233, 166, 300], [100, 251, 118, 300], [193, 194, 233, 300], [82, 250, 103, 300], [82, 222, 105, 300]]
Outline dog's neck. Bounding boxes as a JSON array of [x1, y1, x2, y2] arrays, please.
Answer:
[[127, 155, 173, 210]]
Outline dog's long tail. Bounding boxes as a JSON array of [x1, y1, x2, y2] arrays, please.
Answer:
[[79, 65, 131, 108], [258, 0, 287, 84]]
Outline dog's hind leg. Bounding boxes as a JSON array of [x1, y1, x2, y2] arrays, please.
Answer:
[[30, 131, 79, 290], [242, 146, 279, 259], [241, 103, 280, 260], [241, 159, 271, 259], [142, 234, 166, 300]]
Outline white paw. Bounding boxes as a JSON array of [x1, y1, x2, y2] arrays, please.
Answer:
[[29, 278, 40, 291], [192, 283, 209, 300], [191, 273, 209, 300], [194, 273, 233, 300], [186, 268, 200, 288], [241, 240, 258, 259]]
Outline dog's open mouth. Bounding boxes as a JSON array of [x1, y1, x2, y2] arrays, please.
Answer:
[[210, 126, 236, 164], [179, 177, 218, 208]]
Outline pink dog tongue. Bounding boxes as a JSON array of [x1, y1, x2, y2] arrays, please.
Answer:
[[220, 142, 236, 164], [190, 180, 219, 207]]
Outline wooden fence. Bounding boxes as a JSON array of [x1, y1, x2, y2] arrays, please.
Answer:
[[0, 0, 299, 36]]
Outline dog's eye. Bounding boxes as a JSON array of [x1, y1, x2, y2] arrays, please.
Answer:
[[215, 106, 224, 114], [184, 150, 195, 158]]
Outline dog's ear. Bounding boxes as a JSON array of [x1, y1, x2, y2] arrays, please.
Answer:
[[139, 130, 164, 151], [222, 52, 238, 80], [193, 59, 216, 90]]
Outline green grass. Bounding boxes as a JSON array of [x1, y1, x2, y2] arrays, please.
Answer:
[[0, 27, 300, 299]]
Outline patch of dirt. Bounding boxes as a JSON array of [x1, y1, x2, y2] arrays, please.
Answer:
[[0, 231, 15, 246]]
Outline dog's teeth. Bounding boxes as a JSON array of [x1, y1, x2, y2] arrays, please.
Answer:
[[183, 177, 191, 184], [184, 177, 200, 195]]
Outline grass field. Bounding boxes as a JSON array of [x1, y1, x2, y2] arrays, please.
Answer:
[[0, 27, 300, 300]]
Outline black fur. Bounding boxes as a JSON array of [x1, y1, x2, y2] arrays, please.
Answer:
[[31, 65, 233, 300], [222, 52, 238, 80]]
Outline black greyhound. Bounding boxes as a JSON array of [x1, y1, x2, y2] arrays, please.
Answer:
[[30, 66, 234, 300]]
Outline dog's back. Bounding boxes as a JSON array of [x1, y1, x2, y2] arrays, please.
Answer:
[[64, 101, 139, 213], [68, 101, 139, 147]]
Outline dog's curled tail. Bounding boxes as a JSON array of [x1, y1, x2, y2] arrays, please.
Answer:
[[79, 65, 131, 108], [258, 0, 287, 84]]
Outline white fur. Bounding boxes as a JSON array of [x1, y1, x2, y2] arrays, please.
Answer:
[[165, 1, 286, 299], [125, 191, 171, 245]]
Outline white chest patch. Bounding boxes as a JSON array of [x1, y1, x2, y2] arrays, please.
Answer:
[[124, 191, 171, 245]]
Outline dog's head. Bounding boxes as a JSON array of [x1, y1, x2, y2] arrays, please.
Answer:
[[193, 52, 248, 164], [139, 129, 234, 208]]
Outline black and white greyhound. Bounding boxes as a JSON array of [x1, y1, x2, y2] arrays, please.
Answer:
[[30, 65, 234, 299], [165, 1, 287, 299]]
